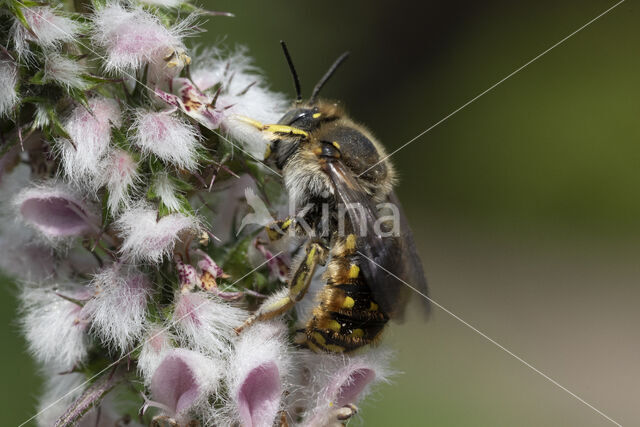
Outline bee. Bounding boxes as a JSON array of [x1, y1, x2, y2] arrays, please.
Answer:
[[236, 42, 428, 353]]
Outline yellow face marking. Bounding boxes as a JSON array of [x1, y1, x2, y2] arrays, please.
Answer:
[[332, 141, 341, 150], [312, 112, 321, 118], [312, 332, 326, 345], [348, 264, 360, 279], [369, 301, 379, 311], [342, 296, 355, 309], [351, 328, 364, 338], [345, 234, 357, 251], [327, 320, 341, 332]]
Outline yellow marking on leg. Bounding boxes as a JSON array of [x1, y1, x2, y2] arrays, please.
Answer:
[[262, 124, 308, 137], [290, 242, 325, 302], [342, 296, 355, 309], [235, 116, 308, 138], [332, 141, 341, 150], [306, 245, 317, 267], [235, 115, 265, 129], [312, 112, 322, 118]]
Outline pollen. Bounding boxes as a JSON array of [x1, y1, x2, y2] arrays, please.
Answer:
[[351, 328, 364, 338], [369, 301, 379, 311]]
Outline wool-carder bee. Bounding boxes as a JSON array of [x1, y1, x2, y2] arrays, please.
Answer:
[[235, 42, 428, 353]]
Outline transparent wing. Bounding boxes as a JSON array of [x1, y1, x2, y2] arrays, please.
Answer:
[[323, 159, 429, 320]]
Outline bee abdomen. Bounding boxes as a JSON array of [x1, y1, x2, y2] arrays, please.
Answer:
[[302, 281, 389, 353]]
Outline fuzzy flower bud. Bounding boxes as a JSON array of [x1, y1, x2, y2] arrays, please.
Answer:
[[57, 97, 122, 186], [20, 285, 92, 370], [12, 6, 80, 56], [43, 52, 89, 90], [0, 58, 18, 117], [173, 291, 245, 357], [82, 265, 152, 353], [92, 3, 188, 74], [115, 204, 199, 263], [132, 110, 201, 171], [100, 148, 139, 214]]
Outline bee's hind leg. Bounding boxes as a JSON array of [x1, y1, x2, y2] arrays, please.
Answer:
[[235, 240, 328, 333]]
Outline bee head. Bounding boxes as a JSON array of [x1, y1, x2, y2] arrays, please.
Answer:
[[277, 101, 342, 131]]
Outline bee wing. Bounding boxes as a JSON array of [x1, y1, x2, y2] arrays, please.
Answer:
[[323, 159, 429, 320], [386, 191, 430, 319]]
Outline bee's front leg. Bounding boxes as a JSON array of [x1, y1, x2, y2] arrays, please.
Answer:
[[235, 240, 328, 333]]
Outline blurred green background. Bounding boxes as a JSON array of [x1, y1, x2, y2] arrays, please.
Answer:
[[3, 0, 640, 425]]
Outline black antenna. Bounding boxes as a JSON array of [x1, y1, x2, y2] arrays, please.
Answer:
[[310, 51, 350, 104], [280, 41, 302, 103]]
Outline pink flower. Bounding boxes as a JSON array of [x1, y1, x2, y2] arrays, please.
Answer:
[[57, 97, 122, 186], [175, 255, 200, 292], [300, 349, 392, 425], [150, 348, 222, 421], [12, 6, 80, 56], [131, 110, 201, 171], [155, 78, 223, 130], [92, 3, 189, 74], [227, 321, 291, 427], [254, 239, 289, 283], [14, 182, 100, 240], [138, 325, 175, 384], [115, 204, 199, 263]]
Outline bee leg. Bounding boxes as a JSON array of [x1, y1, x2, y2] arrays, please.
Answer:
[[235, 116, 309, 138], [265, 217, 298, 241], [236, 240, 328, 333]]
